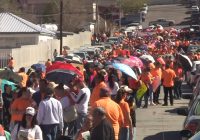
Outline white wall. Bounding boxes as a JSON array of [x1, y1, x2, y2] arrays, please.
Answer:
[[6, 31, 92, 70], [0, 34, 38, 48]]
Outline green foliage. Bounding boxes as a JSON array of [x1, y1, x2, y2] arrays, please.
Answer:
[[119, 0, 149, 14]]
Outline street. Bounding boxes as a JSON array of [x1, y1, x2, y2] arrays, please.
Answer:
[[136, 3, 191, 140], [142, 4, 190, 28]]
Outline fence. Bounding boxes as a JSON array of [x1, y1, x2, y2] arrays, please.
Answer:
[[0, 49, 12, 69], [0, 31, 92, 70]]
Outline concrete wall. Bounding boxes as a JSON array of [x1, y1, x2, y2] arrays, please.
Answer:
[[1, 31, 92, 70]]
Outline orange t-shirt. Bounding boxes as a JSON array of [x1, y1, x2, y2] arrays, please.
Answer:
[[162, 68, 176, 87], [119, 99, 130, 128], [140, 72, 153, 86], [90, 82, 107, 107], [93, 97, 124, 140], [18, 72, 28, 87], [151, 68, 162, 80], [11, 97, 33, 122]]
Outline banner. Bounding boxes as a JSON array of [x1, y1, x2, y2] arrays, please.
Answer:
[[136, 82, 147, 100]]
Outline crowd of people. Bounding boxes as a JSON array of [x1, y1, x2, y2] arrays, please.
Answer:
[[0, 26, 199, 140]]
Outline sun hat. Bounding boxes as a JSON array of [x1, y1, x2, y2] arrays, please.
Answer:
[[25, 107, 35, 116], [118, 85, 133, 93]]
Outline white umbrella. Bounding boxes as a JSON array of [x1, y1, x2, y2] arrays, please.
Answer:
[[140, 55, 155, 63]]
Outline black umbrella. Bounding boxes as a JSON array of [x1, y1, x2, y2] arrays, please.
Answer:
[[178, 54, 193, 71], [0, 70, 22, 84]]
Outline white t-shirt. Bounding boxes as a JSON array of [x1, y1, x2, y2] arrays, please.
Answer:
[[60, 96, 70, 109], [70, 87, 91, 114], [11, 124, 43, 140], [107, 82, 119, 96]]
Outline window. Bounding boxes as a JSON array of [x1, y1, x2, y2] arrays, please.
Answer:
[[194, 101, 200, 115]]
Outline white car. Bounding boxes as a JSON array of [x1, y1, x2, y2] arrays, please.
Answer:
[[187, 61, 200, 86], [191, 6, 199, 12], [126, 23, 142, 30]]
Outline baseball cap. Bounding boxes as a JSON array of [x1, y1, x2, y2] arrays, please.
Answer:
[[119, 85, 133, 93], [25, 107, 35, 116]]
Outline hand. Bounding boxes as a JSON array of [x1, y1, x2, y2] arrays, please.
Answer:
[[74, 131, 83, 140]]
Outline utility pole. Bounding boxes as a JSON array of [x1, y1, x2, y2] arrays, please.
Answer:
[[60, 0, 63, 55]]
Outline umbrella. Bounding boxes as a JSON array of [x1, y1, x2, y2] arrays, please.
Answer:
[[178, 54, 193, 71], [0, 79, 17, 93], [122, 57, 143, 68], [46, 62, 83, 85], [140, 55, 155, 63], [31, 63, 46, 72], [129, 56, 144, 68], [157, 57, 165, 65], [63, 46, 70, 50], [112, 63, 137, 80], [157, 36, 163, 41], [0, 70, 22, 84]]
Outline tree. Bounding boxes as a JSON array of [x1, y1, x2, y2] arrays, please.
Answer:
[[119, 0, 149, 14], [0, 0, 21, 13]]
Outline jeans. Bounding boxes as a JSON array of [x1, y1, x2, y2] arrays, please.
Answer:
[[119, 127, 129, 140], [174, 80, 182, 98], [163, 86, 173, 105], [63, 120, 76, 137], [148, 84, 153, 103], [153, 85, 161, 103], [76, 112, 87, 131], [40, 124, 59, 140]]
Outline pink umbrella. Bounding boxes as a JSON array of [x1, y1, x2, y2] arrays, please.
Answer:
[[122, 56, 143, 68], [157, 57, 165, 65]]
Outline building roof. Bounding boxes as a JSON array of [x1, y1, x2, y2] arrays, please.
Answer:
[[0, 12, 55, 36]]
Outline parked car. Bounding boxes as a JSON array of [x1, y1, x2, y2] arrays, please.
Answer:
[[106, 37, 121, 45], [73, 51, 90, 60], [181, 95, 200, 139], [149, 18, 175, 27], [126, 22, 143, 30], [187, 61, 200, 86], [187, 45, 200, 53], [191, 6, 199, 12]]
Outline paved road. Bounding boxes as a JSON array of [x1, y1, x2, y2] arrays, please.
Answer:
[[136, 3, 191, 140], [142, 4, 190, 28]]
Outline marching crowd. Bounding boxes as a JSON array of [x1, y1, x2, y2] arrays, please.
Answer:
[[0, 27, 199, 140]]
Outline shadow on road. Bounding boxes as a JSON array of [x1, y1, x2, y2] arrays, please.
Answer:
[[143, 131, 181, 140], [165, 106, 188, 116]]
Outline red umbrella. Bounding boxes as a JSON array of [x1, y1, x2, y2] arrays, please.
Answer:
[[46, 61, 83, 84], [122, 56, 143, 68]]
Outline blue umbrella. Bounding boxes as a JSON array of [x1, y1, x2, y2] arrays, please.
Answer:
[[31, 64, 46, 72], [112, 63, 137, 80]]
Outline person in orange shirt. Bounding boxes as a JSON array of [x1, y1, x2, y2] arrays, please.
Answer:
[[140, 67, 154, 108], [174, 63, 183, 99], [76, 87, 124, 140], [151, 62, 162, 104], [45, 59, 52, 68], [10, 87, 35, 130], [7, 57, 15, 71], [115, 86, 133, 140], [90, 73, 107, 107], [162, 63, 176, 106], [18, 67, 28, 88], [93, 88, 124, 140]]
